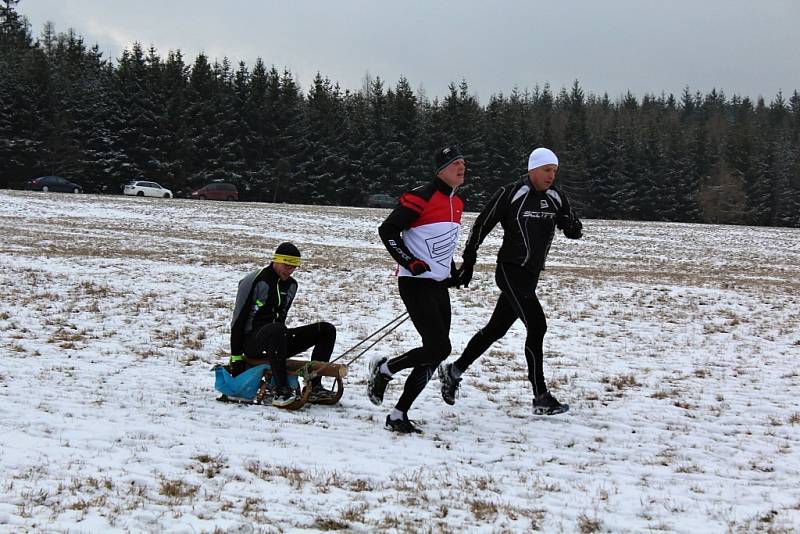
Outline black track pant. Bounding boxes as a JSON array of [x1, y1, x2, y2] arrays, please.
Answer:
[[454, 262, 548, 395], [387, 277, 452, 413], [244, 321, 336, 388]]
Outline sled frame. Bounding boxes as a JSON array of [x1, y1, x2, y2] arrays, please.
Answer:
[[244, 357, 348, 410]]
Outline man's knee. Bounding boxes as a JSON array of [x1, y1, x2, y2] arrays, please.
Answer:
[[425, 338, 451, 364], [520, 302, 546, 333], [476, 325, 505, 345], [533, 315, 547, 335], [268, 323, 289, 343], [317, 321, 336, 339], [259, 323, 288, 356]]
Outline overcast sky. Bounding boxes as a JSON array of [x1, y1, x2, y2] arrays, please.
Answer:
[[19, 0, 800, 103]]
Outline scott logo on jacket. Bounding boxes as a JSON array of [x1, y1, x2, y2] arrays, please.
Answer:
[[522, 210, 555, 219]]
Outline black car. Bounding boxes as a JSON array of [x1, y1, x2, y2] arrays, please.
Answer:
[[26, 176, 83, 193], [366, 194, 396, 208]]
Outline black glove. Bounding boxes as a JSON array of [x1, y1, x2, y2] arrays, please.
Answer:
[[557, 210, 582, 239], [446, 261, 460, 288], [555, 210, 571, 228], [457, 263, 474, 287], [457, 250, 477, 287], [407, 258, 431, 276], [563, 217, 582, 239]]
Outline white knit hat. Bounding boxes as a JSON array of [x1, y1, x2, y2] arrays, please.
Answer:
[[527, 147, 559, 170]]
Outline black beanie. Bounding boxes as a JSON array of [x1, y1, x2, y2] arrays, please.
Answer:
[[272, 242, 301, 266], [434, 145, 464, 174]]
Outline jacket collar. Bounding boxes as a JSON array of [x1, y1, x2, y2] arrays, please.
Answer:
[[521, 176, 549, 194], [434, 177, 455, 195]]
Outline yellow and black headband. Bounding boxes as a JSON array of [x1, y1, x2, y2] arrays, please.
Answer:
[[272, 253, 301, 267], [272, 242, 302, 266]]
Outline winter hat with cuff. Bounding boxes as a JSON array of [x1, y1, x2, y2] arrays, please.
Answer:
[[527, 147, 559, 170], [434, 145, 464, 174]]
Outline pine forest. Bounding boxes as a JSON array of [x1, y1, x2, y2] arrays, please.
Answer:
[[2, 2, 799, 227]]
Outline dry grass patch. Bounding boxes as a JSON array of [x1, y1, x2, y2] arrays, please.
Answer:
[[469, 498, 498, 521], [340, 502, 368, 523], [601, 373, 640, 391], [577, 512, 602, 533], [67, 495, 107, 512], [192, 453, 226, 479], [675, 463, 704, 474], [158, 477, 198, 504], [651, 388, 681, 399], [313, 517, 351, 531]]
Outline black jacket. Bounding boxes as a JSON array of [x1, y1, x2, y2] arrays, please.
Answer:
[[229, 265, 297, 356], [463, 178, 582, 272]]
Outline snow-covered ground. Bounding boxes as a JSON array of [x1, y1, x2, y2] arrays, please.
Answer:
[[1, 189, 799, 533]]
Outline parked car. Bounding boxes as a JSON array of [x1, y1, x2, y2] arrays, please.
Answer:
[[123, 181, 173, 198], [25, 176, 83, 193], [366, 194, 396, 208], [189, 183, 239, 201]]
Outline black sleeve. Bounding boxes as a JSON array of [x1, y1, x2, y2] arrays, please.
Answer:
[[463, 185, 509, 263], [378, 202, 422, 268], [281, 280, 298, 322], [555, 189, 583, 239]]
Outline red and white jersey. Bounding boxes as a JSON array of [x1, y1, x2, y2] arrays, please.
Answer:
[[379, 178, 464, 281]]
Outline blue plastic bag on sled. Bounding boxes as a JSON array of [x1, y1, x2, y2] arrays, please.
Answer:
[[214, 364, 270, 401]]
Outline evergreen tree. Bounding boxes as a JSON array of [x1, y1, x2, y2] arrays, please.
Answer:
[[182, 52, 224, 186], [68, 45, 127, 192], [437, 80, 486, 209], [160, 50, 190, 189], [0, 0, 42, 186], [387, 76, 427, 193], [304, 73, 351, 204], [243, 60, 280, 201], [482, 93, 518, 194], [270, 68, 308, 203], [0, 0, 28, 52], [115, 43, 164, 182], [209, 58, 247, 187], [559, 80, 590, 212]]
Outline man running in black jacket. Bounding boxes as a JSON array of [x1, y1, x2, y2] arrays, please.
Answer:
[[438, 147, 582, 415], [368, 145, 466, 433], [229, 242, 337, 408]]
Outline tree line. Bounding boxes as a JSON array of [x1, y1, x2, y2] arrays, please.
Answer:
[[2, 1, 799, 226]]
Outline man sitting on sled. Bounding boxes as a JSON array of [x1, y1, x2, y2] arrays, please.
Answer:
[[226, 242, 337, 407]]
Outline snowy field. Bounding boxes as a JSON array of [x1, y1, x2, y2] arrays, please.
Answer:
[[1, 189, 799, 533]]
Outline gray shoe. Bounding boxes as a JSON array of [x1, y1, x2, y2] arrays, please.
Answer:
[[532, 391, 569, 415], [308, 385, 337, 404], [437, 362, 461, 405], [385, 414, 422, 434], [272, 387, 299, 408], [367, 357, 393, 406]]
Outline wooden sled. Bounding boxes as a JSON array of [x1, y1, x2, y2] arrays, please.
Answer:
[[245, 357, 348, 410]]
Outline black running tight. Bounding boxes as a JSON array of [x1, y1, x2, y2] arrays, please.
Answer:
[[244, 321, 336, 388], [454, 262, 548, 395], [388, 277, 452, 413]]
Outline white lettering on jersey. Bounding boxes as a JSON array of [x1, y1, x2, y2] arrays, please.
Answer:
[[521, 211, 556, 219]]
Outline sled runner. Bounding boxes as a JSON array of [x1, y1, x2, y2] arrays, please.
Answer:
[[214, 357, 348, 410]]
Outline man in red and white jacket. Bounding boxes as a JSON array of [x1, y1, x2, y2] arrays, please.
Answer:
[[369, 145, 466, 434]]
